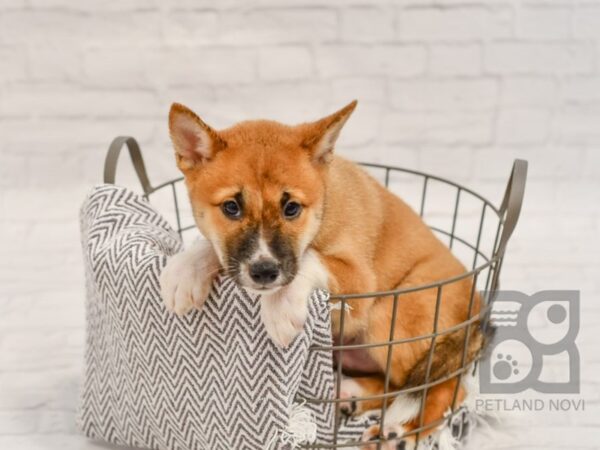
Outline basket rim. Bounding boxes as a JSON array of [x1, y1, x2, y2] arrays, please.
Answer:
[[358, 161, 501, 216]]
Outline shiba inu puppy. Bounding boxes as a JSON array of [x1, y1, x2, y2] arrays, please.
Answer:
[[160, 101, 483, 449]]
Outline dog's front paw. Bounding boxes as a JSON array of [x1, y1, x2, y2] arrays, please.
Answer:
[[160, 258, 212, 316], [264, 316, 306, 348], [260, 286, 310, 348], [160, 240, 220, 316]]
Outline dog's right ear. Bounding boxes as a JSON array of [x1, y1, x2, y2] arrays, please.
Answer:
[[168, 103, 226, 170], [301, 100, 357, 164]]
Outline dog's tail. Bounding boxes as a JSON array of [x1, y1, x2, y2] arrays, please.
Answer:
[[401, 320, 494, 392], [381, 322, 494, 435]]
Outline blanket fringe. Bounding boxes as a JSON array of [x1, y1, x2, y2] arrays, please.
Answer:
[[267, 401, 317, 449]]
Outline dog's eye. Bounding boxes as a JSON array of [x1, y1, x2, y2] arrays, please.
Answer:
[[283, 201, 302, 220], [221, 200, 242, 219]]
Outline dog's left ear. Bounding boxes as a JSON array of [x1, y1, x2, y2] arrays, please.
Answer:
[[169, 103, 226, 170], [302, 100, 357, 164]]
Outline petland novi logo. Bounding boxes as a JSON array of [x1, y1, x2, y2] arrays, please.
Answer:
[[479, 290, 580, 394]]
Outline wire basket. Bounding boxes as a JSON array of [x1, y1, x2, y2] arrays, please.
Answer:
[[104, 136, 527, 449]]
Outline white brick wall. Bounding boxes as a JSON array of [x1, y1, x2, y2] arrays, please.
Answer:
[[0, 1, 598, 449]]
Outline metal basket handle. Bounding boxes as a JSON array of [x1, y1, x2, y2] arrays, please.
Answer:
[[103, 136, 154, 196], [497, 159, 528, 256]]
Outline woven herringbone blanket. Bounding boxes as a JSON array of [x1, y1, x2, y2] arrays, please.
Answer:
[[77, 185, 475, 450]]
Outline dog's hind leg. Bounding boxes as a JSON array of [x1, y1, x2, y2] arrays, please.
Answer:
[[361, 377, 464, 450], [338, 375, 392, 417]]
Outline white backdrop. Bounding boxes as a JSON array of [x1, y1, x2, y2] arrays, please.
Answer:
[[0, 1, 599, 449]]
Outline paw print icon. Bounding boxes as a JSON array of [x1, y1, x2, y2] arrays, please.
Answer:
[[480, 290, 580, 394], [493, 353, 520, 380]]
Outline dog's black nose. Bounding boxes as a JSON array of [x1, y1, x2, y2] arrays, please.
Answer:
[[249, 260, 280, 285]]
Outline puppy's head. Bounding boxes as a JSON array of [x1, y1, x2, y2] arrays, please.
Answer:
[[168, 101, 356, 292]]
